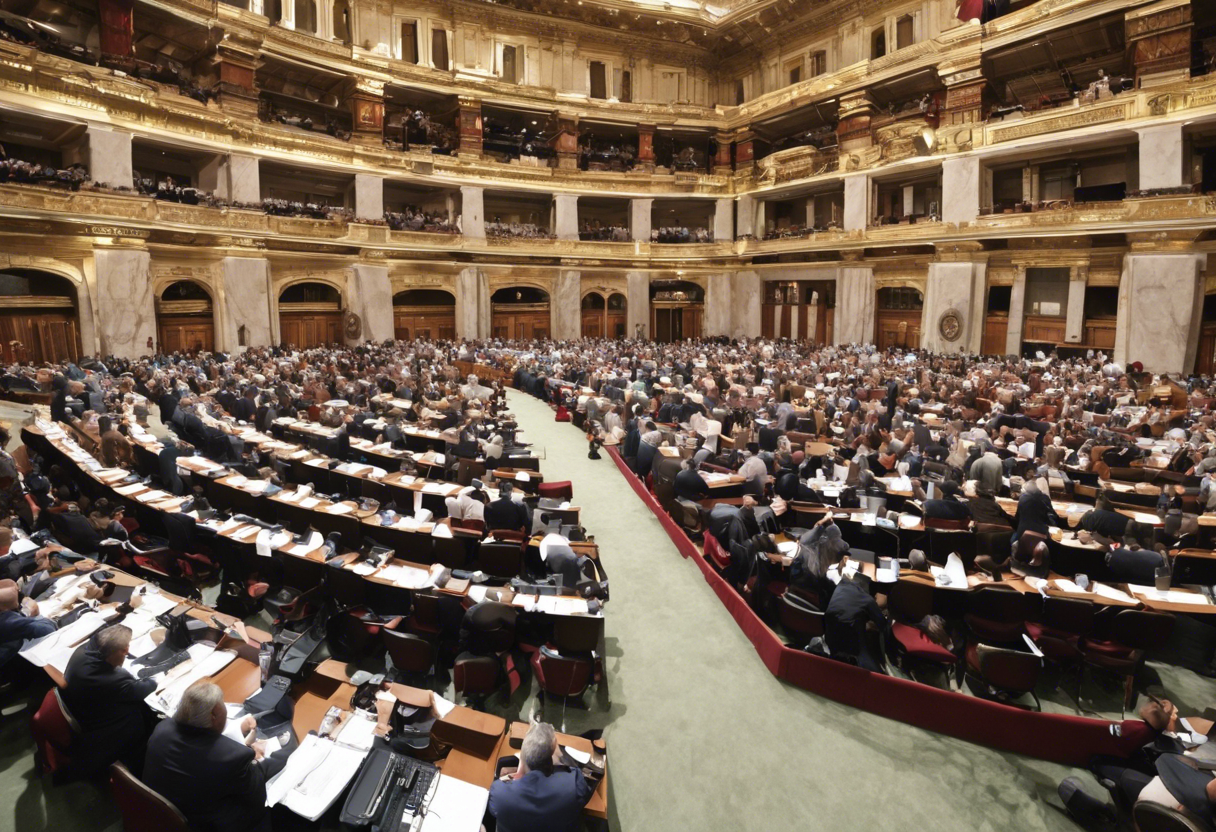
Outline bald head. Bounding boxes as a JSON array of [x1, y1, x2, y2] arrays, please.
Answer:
[[0, 583, 18, 612]]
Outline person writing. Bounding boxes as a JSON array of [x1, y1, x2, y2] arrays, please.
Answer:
[[488, 722, 594, 832]]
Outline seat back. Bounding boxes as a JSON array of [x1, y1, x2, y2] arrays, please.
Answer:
[[538, 481, 573, 501], [967, 586, 1030, 623], [777, 593, 825, 642], [430, 536, 472, 569], [382, 628, 436, 673], [887, 578, 935, 623], [108, 762, 192, 832], [1041, 596, 1095, 636], [976, 644, 1040, 693], [1112, 610, 1176, 651], [1132, 799, 1210, 832], [535, 647, 593, 697], [30, 688, 76, 775], [553, 615, 603, 653], [453, 654, 500, 696], [477, 542, 523, 578]]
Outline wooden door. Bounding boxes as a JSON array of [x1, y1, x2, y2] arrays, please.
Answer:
[[280, 312, 342, 348], [682, 306, 702, 339], [581, 311, 604, 338], [394, 309, 455, 341], [1197, 323, 1216, 376], [762, 305, 776, 339], [875, 311, 922, 351], [780, 304, 792, 339], [158, 315, 214, 354], [0, 310, 80, 364], [982, 315, 1008, 355], [607, 312, 626, 339]]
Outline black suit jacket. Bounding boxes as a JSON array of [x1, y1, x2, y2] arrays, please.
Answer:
[[62, 643, 156, 775], [485, 496, 530, 532], [143, 720, 283, 832]]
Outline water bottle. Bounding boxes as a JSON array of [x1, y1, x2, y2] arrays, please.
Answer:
[[258, 642, 274, 683]]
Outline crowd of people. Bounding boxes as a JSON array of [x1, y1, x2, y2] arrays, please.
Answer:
[[578, 222, 629, 242], [0, 150, 89, 190], [486, 219, 554, 239], [651, 225, 713, 243], [384, 206, 458, 233]]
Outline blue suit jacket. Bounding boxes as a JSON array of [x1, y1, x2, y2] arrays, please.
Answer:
[[487, 767, 593, 832]]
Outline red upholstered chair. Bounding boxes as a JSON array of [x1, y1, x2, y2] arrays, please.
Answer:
[[531, 645, 594, 732], [1081, 609, 1176, 718], [109, 762, 192, 832], [1026, 596, 1094, 710], [383, 629, 436, 686], [538, 481, 573, 501], [965, 643, 1043, 710], [964, 586, 1030, 645], [886, 579, 960, 684], [406, 591, 443, 639], [453, 654, 501, 710], [777, 591, 824, 647], [703, 534, 732, 571], [30, 688, 78, 780]]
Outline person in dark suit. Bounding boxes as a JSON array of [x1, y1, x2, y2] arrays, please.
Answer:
[[48, 503, 101, 554], [143, 681, 288, 832], [488, 722, 593, 832], [824, 573, 888, 673], [1011, 480, 1062, 543], [61, 624, 156, 776], [540, 535, 587, 588], [484, 482, 530, 533], [673, 459, 710, 501], [0, 581, 55, 671], [232, 387, 257, 424]]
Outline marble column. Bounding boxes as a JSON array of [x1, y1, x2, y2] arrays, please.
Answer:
[[1137, 124, 1185, 190], [714, 198, 734, 242], [1005, 269, 1027, 356], [703, 273, 732, 337], [1115, 253, 1207, 374], [553, 195, 579, 241], [86, 127, 133, 190], [346, 264, 393, 344], [626, 271, 649, 338], [942, 156, 981, 226], [459, 186, 485, 239], [630, 198, 653, 243], [550, 270, 581, 340], [455, 268, 489, 339], [834, 266, 875, 345], [921, 260, 987, 353], [1065, 275, 1087, 344], [200, 155, 260, 205], [736, 194, 757, 238], [731, 270, 762, 339], [353, 175, 384, 222], [219, 257, 273, 350], [843, 175, 869, 232], [92, 248, 155, 358]]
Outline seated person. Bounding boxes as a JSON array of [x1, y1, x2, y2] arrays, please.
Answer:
[[706, 497, 758, 551], [539, 534, 588, 588], [47, 502, 102, 554], [484, 481, 530, 533], [488, 722, 594, 832], [0, 579, 55, 672], [824, 570, 888, 673], [98, 415, 133, 469], [61, 623, 156, 776], [143, 681, 289, 832], [790, 514, 849, 606], [673, 459, 709, 501], [445, 482, 488, 524]]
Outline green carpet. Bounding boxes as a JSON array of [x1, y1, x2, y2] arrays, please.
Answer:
[[0, 389, 1099, 832]]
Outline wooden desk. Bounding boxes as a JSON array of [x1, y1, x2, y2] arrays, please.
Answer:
[[495, 722, 608, 819]]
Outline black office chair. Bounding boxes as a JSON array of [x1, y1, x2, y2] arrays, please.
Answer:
[[382, 628, 436, 687], [1132, 800, 1210, 831]]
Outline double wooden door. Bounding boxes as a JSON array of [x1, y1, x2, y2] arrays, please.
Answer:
[[158, 314, 214, 354], [0, 310, 81, 364], [280, 312, 343, 348]]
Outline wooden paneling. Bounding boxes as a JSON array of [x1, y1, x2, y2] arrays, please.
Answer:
[[1197, 323, 1216, 377], [1023, 315, 1067, 345], [280, 312, 343, 348], [607, 312, 626, 339], [875, 310, 922, 351], [581, 311, 604, 338], [651, 306, 702, 342], [158, 314, 214, 354], [0, 310, 80, 365], [393, 308, 455, 341], [982, 314, 1008, 355], [1082, 319, 1117, 350], [491, 307, 549, 340]]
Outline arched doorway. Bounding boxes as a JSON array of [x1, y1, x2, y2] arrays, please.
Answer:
[[650, 281, 703, 342], [278, 282, 342, 348], [0, 270, 81, 364], [875, 287, 923, 350], [607, 292, 627, 339], [393, 289, 455, 341], [491, 287, 550, 340], [581, 292, 605, 338], [156, 280, 214, 354]]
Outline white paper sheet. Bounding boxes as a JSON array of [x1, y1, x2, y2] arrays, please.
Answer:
[[265, 734, 367, 821], [422, 775, 489, 832], [325, 503, 354, 515]]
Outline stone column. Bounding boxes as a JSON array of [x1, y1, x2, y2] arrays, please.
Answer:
[[942, 156, 981, 226], [630, 198, 653, 243], [553, 194, 579, 241], [636, 124, 656, 173], [460, 186, 485, 239], [843, 175, 869, 232], [704, 273, 732, 337], [85, 127, 133, 190], [731, 271, 762, 339], [626, 272, 649, 338], [714, 198, 733, 242], [1137, 124, 1186, 190], [218, 257, 274, 351], [836, 92, 876, 153], [1115, 251, 1207, 374], [736, 194, 757, 238], [345, 79, 385, 148], [551, 112, 579, 170], [922, 255, 987, 353], [550, 271, 581, 340], [455, 268, 489, 339], [346, 264, 393, 344], [353, 175, 384, 222], [805, 196, 816, 228], [457, 97, 483, 157], [199, 154, 260, 205], [1005, 267, 1028, 356], [1065, 271, 1087, 344], [93, 248, 155, 358], [834, 264, 875, 345]]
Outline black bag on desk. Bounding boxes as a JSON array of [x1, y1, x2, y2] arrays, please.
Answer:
[[244, 675, 294, 737]]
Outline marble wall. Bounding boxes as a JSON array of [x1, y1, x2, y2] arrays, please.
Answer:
[[834, 266, 875, 344], [1138, 124, 1185, 190], [455, 267, 489, 338], [630, 199, 653, 243], [550, 270, 581, 339], [713, 198, 734, 242], [703, 273, 732, 336], [730, 271, 762, 340], [347, 264, 394, 344], [1115, 253, 1207, 374], [553, 195, 579, 240], [626, 271, 650, 338], [354, 175, 384, 221], [219, 257, 274, 350], [460, 186, 485, 239], [843, 175, 869, 232], [93, 248, 155, 358], [85, 127, 133, 191], [201, 155, 261, 205], [736, 195, 757, 239], [942, 156, 980, 226], [921, 260, 986, 353], [1005, 269, 1027, 356], [1065, 276, 1086, 344]]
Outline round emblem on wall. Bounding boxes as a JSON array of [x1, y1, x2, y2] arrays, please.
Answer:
[[344, 311, 362, 341], [939, 310, 962, 342]]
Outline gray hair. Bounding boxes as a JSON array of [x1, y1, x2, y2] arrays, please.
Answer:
[[520, 722, 557, 772], [95, 624, 132, 658], [175, 682, 224, 730]]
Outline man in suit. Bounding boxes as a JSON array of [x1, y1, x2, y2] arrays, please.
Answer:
[[484, 482, 530, 533], [143, 681, 288, 832], [673, 459, 710, 501], [824, 572, 888, 673], [232, 386, 257, 424], [61, 624, 156, 776], [0, 580, 55, 672], [488, 722, 593, 832]]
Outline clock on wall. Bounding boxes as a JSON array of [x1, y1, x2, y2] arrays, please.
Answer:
[[938, 309, 962, 342]]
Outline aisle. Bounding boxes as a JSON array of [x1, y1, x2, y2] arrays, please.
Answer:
[[505, 389, 1083, 832]]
